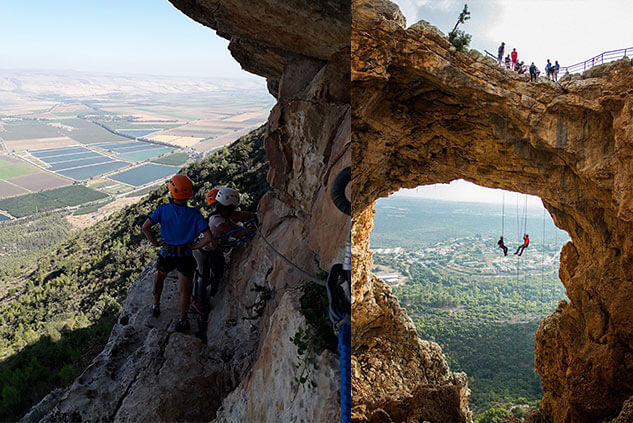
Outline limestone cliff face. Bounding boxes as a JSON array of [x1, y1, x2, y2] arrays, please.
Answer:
[[25, 1, 349, 422], [352, 0, 633, 422]]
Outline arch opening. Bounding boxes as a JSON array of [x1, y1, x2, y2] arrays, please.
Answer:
[[370, 180, 570, 418]]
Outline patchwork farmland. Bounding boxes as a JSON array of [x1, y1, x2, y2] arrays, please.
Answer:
[[109, 163, 178, 187], [0, 74, 273, 219]]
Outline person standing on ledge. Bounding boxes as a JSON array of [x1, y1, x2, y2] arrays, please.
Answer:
[[529, 62, 537, 82], [545, 59, 552, 79], [511, 48, 518, 70], [142, 174, 215, 332], [552, 60, 560, 81], [497, 42, 505, 65]]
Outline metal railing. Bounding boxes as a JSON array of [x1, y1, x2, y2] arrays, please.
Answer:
[[560, 47, 633, 74], [485, 46, 633, 76]]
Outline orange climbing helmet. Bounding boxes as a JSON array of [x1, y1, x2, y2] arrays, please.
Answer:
[[206, 188, 219, 205], [168, 174, 193, 200]]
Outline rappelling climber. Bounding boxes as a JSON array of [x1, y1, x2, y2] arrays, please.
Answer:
[[497, 236, 508, 256], [190, 187, 256, 318], [514, 233, 529, 256], [141, 174, 214, 332]]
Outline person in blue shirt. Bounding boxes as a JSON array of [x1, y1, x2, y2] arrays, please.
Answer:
[[552, 60, 560, 81], [497, 42, 505, 65], [141, 174, 214, 332], [545, 59, 552, 80]]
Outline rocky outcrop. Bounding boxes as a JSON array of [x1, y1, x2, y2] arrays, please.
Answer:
[[168, 0, 350, 94], [352, 0, 633, 422], [26, 1, 349, 422], [351, 207, 471, 422]]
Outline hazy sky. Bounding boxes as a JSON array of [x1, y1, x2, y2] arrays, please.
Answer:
[[394, 180, 544, 207], [393, 0, 633, 69], [0, 0, 257, 79]]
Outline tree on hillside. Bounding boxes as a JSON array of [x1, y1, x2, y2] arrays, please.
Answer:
[[448, 4, 472, 52]]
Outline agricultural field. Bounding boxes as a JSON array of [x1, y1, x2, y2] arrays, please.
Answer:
[[0, 154, 73, 200], [109, 163, 177, 187], [0, 185, 108, 218], [151, 152, 189, 166], [119, 147, 174, 162], [6, 173, 71, 192], [0, 117, 129, 150], [0, 183, 28, 199], [57, 161, 129, 180], [92, 118, 180, 132], [96, 141, 164, 153], [3, 136, 78, 152], [195, 125, 260, 152], [56, 118, 130, 144], [0, 155, 40, 179], [0, 119, 63, 140], [29, 146, 88, 158], [29, 146, 123, 177]]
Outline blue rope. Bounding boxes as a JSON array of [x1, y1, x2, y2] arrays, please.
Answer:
[[338, 320, 351, 423]]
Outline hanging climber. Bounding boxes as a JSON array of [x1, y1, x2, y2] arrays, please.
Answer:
[[141, 174, 215, 332], [514, 234, 530, 256], [497, 236, 508, 256], [190, 187, 256, 317]]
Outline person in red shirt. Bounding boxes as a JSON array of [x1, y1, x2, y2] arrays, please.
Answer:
[[511, 48, 518, 69], [514, 234, 529, 256]]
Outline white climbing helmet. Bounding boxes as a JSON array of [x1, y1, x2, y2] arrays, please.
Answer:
[[216, 187, 240, 207]]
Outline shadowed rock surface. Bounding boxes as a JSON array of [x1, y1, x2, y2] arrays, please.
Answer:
[[352, 0, 633, 422]]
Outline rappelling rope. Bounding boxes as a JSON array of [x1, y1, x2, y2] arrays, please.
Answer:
[[501, 191, 505, 238], [541, 207, 547, 305]]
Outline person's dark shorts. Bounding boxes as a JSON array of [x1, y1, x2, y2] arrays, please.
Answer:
[[156, 254, 196, 278]]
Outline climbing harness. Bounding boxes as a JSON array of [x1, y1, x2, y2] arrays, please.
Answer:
[[213, 219, 258, 249]]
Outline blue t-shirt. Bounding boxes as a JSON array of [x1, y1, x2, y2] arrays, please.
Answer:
[[149, 203, 208, 246]]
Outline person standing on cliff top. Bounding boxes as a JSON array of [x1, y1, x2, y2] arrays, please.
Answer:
[[497, 42, 505, 65], [514, 234, 530, 256], [552, 60, 560, 81], [529, 62, 537, 82], [511, 48, 518, 69], [141, 174, 215, 332], [504, 55, 511, 69], [545, 59, 552, 79]]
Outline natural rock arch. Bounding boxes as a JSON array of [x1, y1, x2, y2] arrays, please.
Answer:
[[351, 1, 633, 422]]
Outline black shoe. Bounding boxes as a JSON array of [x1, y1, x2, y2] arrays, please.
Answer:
[[152, 304, 160, 317], [175, 318, 190, 332]]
